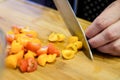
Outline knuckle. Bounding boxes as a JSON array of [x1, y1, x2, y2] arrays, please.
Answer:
[[89, 39, 98, 48], [95, 18, 107, 30], [105, 30, 117, 40], [111, 43, 119, 52]]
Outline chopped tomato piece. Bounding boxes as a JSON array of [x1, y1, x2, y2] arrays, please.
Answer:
[[53, 49, 60, 57], [16, 34, 31, 47], [31, 38, 41, 44], [25, 42, 41, 52], [18, 58, 37, 72], [10, 40, 23, 54], [12, 26, 21, 34], [47, 43, 60, 57], [15, 50, 24, 60], [6, 34, 15, 43], [24, 50, 36, 59], [36, 46, 48, 56], [18, 59, 28, 73], [47, 54, 57, 63], [21, 27, 38, 38], [5, 55, 17, 69], [27, 58, 37, 72], [37, 54, 47, 66]]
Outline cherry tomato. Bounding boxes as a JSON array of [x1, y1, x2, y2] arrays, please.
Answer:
[[27, 58, 37, 72], [18, 59, 28, 73], [47, 43, 60, 57], [6, 34, 15, 43], [53, 49, 60, 57], [36, 46, 48, 56], [25, 42, 41, 52], [12, 26, 21, 34]]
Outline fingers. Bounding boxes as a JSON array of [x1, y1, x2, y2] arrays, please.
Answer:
[[85, 0, 120, 56], [85, 1, 120, 38], [97, 38, 120, 56], [88, 20, 120, 48]]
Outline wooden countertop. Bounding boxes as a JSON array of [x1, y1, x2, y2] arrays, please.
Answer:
[[1, 0, 120, 80]]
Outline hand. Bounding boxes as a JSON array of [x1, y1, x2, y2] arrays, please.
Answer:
[[85, 0, 120, 56]]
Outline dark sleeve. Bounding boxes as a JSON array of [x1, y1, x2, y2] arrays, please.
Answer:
[[76, 0, 115, 21]]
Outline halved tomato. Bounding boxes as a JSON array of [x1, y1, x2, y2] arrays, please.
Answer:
[[36, 46, 48, 56], [12, 25, 21, 34], [27, 58, 37, 72], [18, 59, 28, 73], [25, 42, 41, 52], [6, 34, 15, 43], [47, 43, 60, 57]]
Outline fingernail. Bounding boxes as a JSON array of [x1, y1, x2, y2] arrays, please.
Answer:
[[88, 39, 97, 48]]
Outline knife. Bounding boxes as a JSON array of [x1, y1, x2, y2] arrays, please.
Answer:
[[53, 0, 93, 60], [0, 28, 7, 75]]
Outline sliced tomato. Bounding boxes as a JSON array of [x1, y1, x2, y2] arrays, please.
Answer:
[[27, 58, 37, 72], [25, 42, 41, 52], [26, 34, 34, 38], [47, 43, 60, 57], [47, 43, 55, 54], [36, 46, 48, 56], [25, 31, 38, 38], [53, 49, 60, 57], [6, 34, 15, 43], [12, 26, 21, 34], [18, 59, 28, 73]]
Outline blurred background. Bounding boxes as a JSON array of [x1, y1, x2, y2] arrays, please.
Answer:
[[28, 0, 114, 22]]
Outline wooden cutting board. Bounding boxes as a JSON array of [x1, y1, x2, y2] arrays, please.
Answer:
[[1, 0, 120, 80]]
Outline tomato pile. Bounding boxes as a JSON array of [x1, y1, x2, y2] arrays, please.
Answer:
[[5, 25, 83, 73]]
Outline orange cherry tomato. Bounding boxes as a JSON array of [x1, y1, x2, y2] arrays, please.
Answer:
[[18, 59, 28, 73], [27, 58, 37, 72], [25, 42, 41, 52], [47, 43, 60, 57]]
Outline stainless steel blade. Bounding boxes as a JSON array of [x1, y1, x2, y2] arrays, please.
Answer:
[[53, 0, 93, 60], [0, 28, 7, 75]]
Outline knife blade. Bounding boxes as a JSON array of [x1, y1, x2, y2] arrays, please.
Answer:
[[0, 28, 7, 75], [53, 0, 93, 60]]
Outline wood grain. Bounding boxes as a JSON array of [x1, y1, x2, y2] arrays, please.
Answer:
[[0, 0, 120, 80]]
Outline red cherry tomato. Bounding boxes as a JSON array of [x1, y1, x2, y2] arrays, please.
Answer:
[[36, 46, 48, 56], [47, 43, 60, 57], [27, 58, 38, 72], [25, 42, 41, 52], [6, 34, 15, 43], [18, 59, 28, 73]]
